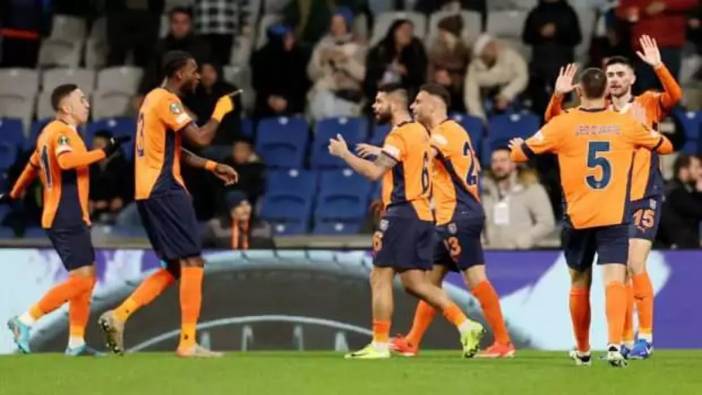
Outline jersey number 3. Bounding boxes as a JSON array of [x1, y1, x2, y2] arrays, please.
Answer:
[[586, 141, 611, 189]]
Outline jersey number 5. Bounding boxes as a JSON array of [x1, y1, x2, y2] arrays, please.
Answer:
[[586, 141, 611, 189]]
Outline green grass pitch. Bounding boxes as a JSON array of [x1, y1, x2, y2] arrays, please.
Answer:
[[1, 350, 701, 394]]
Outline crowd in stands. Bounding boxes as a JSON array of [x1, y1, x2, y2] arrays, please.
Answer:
[[0, 0, 701, 248]]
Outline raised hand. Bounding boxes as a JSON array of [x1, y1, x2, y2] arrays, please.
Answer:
[[328, 134, 350, 158], [554, 63, 578, 96], [636, 35, 662, 68]]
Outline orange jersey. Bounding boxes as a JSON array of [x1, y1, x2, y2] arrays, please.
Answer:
[[19, 121, 101, 228], [134, 88, 193, 200], [430, 120, 483, 225], [512, 108, 673, 229], [380, 121, 433, 221], [544, 65, 682, 201]]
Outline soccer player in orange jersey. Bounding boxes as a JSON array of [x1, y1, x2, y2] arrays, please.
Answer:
[[2, 84, 128, 356], [98, 51, 238, 358], [328, 83, 485, 359], [544, 35, 682, 359], [510, 68, 673, 367], [359, 84, 514, 358]]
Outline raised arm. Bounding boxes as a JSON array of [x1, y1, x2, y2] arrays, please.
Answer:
[[545, 63, 578, 122], [636, 35, 683, 110], [180, 92, 239, 147], [329, 134, 394, 181]]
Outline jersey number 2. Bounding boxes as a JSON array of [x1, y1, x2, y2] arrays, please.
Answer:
[[586, 141, 611, 189], [463, 142, 478, 186]]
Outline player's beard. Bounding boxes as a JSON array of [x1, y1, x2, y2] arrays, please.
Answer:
[[375, 110, 391, 124]]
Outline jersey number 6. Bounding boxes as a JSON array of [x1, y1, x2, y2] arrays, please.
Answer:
[[586, 141, 611, 189]]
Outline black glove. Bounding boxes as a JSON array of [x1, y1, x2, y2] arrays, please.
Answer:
[[102, 136, 131, 157], [0, 193, 12, 205]]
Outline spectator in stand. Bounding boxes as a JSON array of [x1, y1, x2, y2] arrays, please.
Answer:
[[481, 147, 555, 249], [139, 7, 211, 95], [283, 0, 367, 46], [193, 0, 258, 66], [202, 191, 274, 249], [415, 0, 488, 31], [522, 0, 582, 118], [427, 14, 470, 113], [617, 0, 698, 91], [221, 139, 266, 206], [182, 61, 242, 145], [251, 23, 311, 118], [0, 0, 49, 67], [464, 34, 528, 120], [364, 19, 428, 108], [89, 131, 132, 224], [658, 154, 702, 249], [307, 7, 367, 120], [105, 0, 164, 67]]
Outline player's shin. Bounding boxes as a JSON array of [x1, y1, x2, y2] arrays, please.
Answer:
[[22, 273, 97, 325], [178, 266, 203, 350], [68, 274, 96, 348], [603, 264, 627, 348], [370, 267, 394, 351], [114, 268, 176, 323]]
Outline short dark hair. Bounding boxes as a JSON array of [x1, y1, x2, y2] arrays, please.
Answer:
[[419, 83, 451, 108], [673, 154, 696, 177], [168, 6, 192, 19], [51, 83, 78, 111], [604, 56, 634, 69], [377, 83, 408, 103], [162, 50, 193, 78], [578, 67, 607, 99]]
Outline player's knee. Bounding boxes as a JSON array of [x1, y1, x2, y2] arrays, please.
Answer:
[[180, 256, 204, 268]]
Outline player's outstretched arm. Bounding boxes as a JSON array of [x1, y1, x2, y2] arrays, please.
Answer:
[[630, 123, 674, 154], [329, 134, 393, 181], [636, 35, 684, 109], [56, 136, 130, 170], [181, 148, 238, 185], [182, 91, 239, 147], [7, 153, 40, 200]]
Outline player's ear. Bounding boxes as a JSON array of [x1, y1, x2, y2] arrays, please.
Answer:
[[630, 73, 636, 86]]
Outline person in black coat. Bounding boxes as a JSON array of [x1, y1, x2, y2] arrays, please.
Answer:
[[522, 0, 582, 117], [250, 23, 311, 118], [364, 19, 428, 108], [138, 7, 211, 95], [89, 130, 132, 224], [658, 154, 702, 249]]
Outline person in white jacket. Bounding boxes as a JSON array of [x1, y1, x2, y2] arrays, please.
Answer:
[[306, 7, 367, 120], [464, 34, 529, 120], [481, 147, 555, 249]]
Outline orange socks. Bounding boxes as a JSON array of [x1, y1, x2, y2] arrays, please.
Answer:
[[373, 320, 391, 344], [115, 268, 176, 322], [633, 272, 654, 341], [178, 267, 204, 350], [68, 276, 96, 340], [405, 301, 436, 347], [472, 281, 510, 345], [569, 287, 591, 352], [442, 303, 468, 328], [29, 275, 95, 321], [605, 282, 626, 346], [623, 283, 635, 346]]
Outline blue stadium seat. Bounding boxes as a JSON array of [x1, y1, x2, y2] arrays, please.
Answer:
[[26, 118, 52, 151], [487, 111, 540, 162], [672, 109, 701, 154], [0, 142, 17, 170], [241, 117, 254, 138], [369, 123, 392, 147], [450, 113, 484, 157], [316, 168, 372, 221], [0, 226, 14, 238], [313, 220, 363, 235], [259, 169, 317, 235], [311, 117, 368, 168], [0, 205, 10, 223], [23, 227, 47, 238], [0, 118, 25, 152], [85, 117, 136, 144], [255, 116, 309, 168]]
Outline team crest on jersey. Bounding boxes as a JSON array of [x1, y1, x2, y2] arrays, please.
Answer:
[[169, 103, 183, 114], [379, 219, 389, 231], [448, 223, 457, 235], [57, 135, 69, 145]]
